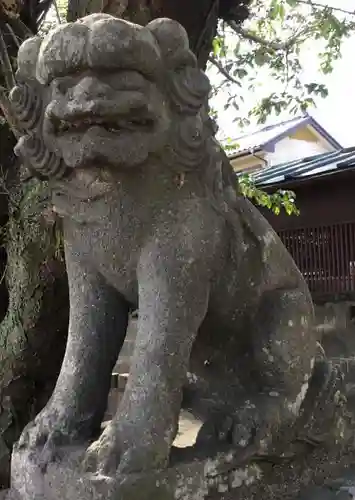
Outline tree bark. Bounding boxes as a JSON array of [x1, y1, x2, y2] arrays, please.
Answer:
[[0, 7, 69, 487], [0, 128, 69, 489], [0, 0, 250, 489]]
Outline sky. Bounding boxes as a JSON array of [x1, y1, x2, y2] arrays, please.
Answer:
[[209, 0, 355, 147]]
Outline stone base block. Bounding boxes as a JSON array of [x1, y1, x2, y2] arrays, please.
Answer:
[[6, 443, 269, 500], [6, 440, 355, 500]]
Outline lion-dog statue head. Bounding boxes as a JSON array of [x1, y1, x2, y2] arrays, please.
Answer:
[[11, 14, 215, 179]]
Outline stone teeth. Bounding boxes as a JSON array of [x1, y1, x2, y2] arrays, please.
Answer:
[[56, 116, 153, 133]]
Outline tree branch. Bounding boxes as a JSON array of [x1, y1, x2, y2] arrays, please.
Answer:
[[9, 17, 33, 42], [53, 0, 63, 23], [229, 22, 284, 50], [0, 27, 15, 90], [208, 55, 241, 86], [0, 86, 20, 138], [295, 1, 355, 15], [229, 21, 314, 53], [195, 0, 219, 61], [5, 23, 21, 49]]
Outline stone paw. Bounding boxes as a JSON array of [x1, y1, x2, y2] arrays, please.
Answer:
[[15, 412, 73, 471], [83, 420, 170, 476], [83, 421, 122, 475], [195, 398, 280, 452], [14, 405, 92, 473], [196, 412, 257, 449]]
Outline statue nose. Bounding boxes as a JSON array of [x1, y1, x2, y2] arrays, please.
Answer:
[[70, 76, 112, 101], [52, 73, 149, 121]]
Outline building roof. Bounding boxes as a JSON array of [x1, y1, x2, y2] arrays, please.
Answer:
[[252, 147, 355, 187], [228, 114, 342, 158]]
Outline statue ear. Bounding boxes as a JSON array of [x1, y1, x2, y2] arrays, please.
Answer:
[[168, 65, 211, 115], [146, 17, 197, 69], [147, 18, 210, 115], [16, 36, 42, 82], [146, 18, 190, 60]]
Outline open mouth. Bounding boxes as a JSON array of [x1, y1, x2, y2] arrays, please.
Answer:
[[54, 115, 156, 135]]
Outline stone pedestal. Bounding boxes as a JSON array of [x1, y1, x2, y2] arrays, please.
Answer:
[[7, 444, 264, 500], [6, 439, 355, 500], [5, 358, 355, 500]]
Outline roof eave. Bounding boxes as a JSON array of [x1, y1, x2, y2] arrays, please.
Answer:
[[257, 164, 355, 190], [228, 146, 263, 160], [261, 117, 309, 153], [306, 115, 343, 149]]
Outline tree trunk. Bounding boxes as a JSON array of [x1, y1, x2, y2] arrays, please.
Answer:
[[0, 128, 69, 489], [0, 4, 71, 487], [0, 0, 250, 488]]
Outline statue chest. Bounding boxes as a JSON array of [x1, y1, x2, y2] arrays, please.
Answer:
[[61, 197, 157, 299]]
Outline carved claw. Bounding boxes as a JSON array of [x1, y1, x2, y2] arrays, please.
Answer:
[[14, 420, 60, 472], [83, 421, 122, 475], [195, 396, 282, 454], [197, 410, 259, 448], [17, 419, 47, 449], [83, 419, 171, 476], [15, 406, 89, 475], [17, 417, 51, 449]]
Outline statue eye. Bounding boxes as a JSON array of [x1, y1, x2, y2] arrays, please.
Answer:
[[102, 70, 148, 92], [52, 77, 74, 95]]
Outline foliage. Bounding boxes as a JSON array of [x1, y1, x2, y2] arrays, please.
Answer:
[[40, 0, 68, 33], [209, 0, 355, 215], [222, 137, 299, 215], [209, 0, 355, 127], [239, 174, 300, 215]]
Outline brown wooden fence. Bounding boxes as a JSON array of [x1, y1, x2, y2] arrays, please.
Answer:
[[279, 222, 355, 295]]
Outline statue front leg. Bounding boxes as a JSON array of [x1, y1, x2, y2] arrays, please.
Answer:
[[84, 240, 212, 475], [16, 244, 130, 464]]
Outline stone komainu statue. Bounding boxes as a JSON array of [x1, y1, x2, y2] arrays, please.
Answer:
[[10, 14, 319, 477]]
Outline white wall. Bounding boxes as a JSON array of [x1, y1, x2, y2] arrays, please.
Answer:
[[264, 136, 333, 166]]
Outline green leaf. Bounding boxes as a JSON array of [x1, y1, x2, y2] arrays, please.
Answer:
[[269, 0, 280, 20], [212, 37, 222, 57], [278, 3, 286, 21]]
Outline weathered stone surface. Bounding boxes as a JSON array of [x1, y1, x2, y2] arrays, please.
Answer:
[[9, 443, 259, 499], [7, 358, 355, 499], [7, 12, 355, 500], [7, 433, 355, 500]]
